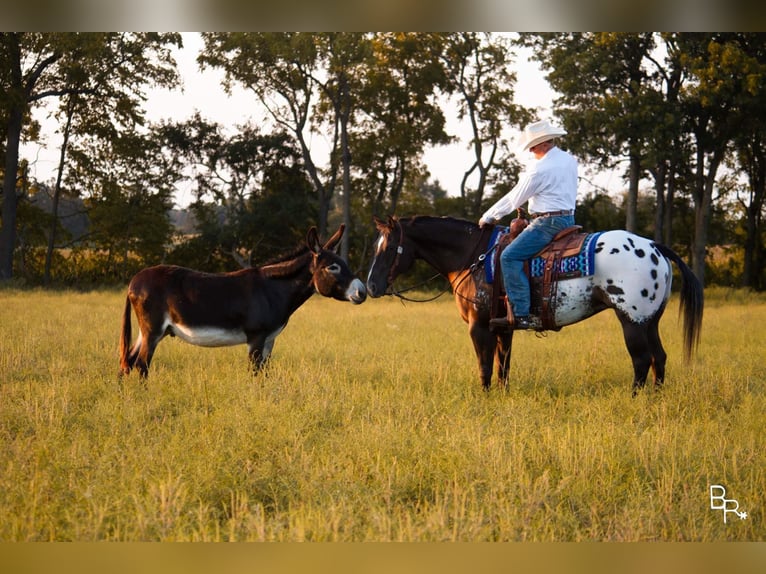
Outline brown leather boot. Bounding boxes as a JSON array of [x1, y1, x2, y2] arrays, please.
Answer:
[[489, 297, 515, 329]]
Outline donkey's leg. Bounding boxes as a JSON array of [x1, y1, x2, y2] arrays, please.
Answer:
[[134, 312, 167, 379], [617, 314, 653, 396], [647, 318, 667, 390], [495, 331, 514, 390], [469, 319, 496, 391], [247, 332, 268, 373], [135, 331, 164, 379], [125, 331, 142, 373]]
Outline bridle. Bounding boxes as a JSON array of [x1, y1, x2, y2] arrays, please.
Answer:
[[382, 221, 495, 305]]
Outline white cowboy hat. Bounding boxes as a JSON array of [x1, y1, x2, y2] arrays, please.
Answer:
[[516, 120, 567, 151]]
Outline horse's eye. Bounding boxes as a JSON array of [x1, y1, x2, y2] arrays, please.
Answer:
[[326, 263, 342, 274]]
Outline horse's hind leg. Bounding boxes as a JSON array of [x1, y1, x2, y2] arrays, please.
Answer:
[[647, 319, 667, 390], [617, 315, 653, 396]]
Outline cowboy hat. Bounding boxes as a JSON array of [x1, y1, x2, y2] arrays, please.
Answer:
[[517, 120, 567, 151]]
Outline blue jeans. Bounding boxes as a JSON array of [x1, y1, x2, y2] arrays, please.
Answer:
[[500, 214, 575, 317]]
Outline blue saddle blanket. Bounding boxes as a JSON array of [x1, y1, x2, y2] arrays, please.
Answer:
[[485, 229, 602, 283]]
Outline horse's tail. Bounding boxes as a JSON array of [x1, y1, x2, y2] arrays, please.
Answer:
[[655, 243, 704, 360], [119, 294, 133, 375]]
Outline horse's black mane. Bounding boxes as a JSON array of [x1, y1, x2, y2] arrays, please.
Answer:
[[400, 215, 478, 228]]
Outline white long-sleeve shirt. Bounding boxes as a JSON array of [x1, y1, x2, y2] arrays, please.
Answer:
[[479, 146, 578, 225]]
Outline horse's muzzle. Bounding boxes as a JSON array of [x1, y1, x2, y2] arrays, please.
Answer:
[[366, 280, 386, 299]]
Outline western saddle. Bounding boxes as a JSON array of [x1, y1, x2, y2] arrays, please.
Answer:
[[490, 222, 586, 331]]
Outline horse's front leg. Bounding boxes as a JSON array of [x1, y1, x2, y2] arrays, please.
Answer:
[[469, 319, 496, 391], [495, 331, 514, 390]]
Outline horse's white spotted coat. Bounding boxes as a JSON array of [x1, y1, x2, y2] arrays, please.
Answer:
[[554, 230, 672, 326]]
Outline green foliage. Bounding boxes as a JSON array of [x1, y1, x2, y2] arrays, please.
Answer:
[[161, 116, 317, 271], [4, 33, 766, 290], [0, 289, 764, 540], [1, 33, 182, 280]]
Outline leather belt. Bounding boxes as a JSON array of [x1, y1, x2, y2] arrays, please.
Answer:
[[530, 209, 574, 219]]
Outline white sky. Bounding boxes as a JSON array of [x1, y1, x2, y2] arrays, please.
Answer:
[[21, 32, 622, 208]]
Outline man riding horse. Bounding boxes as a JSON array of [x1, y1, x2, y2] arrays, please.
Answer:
[[478, 120, 578, 330]]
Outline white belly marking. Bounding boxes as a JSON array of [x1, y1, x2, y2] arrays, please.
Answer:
[[171, 323, 247, 347]]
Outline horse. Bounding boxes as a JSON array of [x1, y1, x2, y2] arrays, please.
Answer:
[[366, 215, 703, 395], [120, 225, 366, 379]]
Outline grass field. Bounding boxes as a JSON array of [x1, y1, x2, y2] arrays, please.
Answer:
[[0, 286, 764, 541]]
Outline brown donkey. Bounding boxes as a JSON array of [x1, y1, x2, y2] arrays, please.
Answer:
[[120, 225, 366, 378]]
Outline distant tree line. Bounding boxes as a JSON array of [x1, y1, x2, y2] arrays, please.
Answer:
[[1, 33, 764, 289]]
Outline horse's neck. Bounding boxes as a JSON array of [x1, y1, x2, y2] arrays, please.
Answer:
[[408, 219, 482, 277]]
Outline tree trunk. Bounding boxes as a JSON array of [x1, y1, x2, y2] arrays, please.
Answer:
[[44, 98, 75, 285], [625, 151, 640, 233], [741, 180, 764, 290], [663, 164, 676, 246], [742, 204, 757, 288], [652, 162, 666, 243], [338, 73, 352, 261], [0, 106, 23, 280], [691, 150, 723, 285]]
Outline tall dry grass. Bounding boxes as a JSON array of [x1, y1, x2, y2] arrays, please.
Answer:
[[0, 286, 764, 540]]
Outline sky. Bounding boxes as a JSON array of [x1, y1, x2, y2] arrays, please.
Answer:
[[20, 32, 621, 208]]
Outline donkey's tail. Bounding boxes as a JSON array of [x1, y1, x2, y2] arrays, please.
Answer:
[[119, 295, 133, 375], [655, 243, 704, 360]]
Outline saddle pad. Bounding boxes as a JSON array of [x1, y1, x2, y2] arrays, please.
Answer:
[[484, 225, 509, 284], [529, 231, 603, 279]]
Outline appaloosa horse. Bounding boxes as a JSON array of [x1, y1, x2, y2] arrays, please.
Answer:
[[120, 225, 366, 378], [366, 215, 703, 394]]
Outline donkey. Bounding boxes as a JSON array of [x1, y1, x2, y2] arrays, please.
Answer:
[[119, 225, 366, 378]]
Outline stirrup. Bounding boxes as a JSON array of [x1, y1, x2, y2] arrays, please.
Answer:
[[489, 316, 512, 329], [513, 316, 532, 330]]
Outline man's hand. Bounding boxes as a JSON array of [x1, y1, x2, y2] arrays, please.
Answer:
[[479, 218, 494, 229]]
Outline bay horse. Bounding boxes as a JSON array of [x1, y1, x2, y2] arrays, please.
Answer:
[[366, 215, 703, 395], [120, 225, 366, 379]]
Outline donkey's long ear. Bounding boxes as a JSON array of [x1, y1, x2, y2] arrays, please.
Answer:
[[307, 226, 322, 254], [323, 224, 345, 252]]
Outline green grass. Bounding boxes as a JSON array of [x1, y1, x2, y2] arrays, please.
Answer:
[[0, 287, 764, 540]]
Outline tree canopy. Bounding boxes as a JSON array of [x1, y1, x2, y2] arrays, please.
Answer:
[[2, 32, 765, 289]]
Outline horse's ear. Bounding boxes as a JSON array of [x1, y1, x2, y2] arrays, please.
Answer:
[[374, 215, 394, 232], [306, 226, 322, 254], [323, 224, 345, 252]]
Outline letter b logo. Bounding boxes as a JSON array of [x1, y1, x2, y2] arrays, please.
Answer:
[[710, 484, 746, 523]]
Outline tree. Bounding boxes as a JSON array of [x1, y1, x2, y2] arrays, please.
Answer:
[[200, 33, 455, 261], [351, 33, 450, 219], [715, 34, 766, 289], [674, 33, 764, 283], [520, 33, 658, 234], [160, 114, 316, 270], [199, 33, 339, 239], [0, 32, 181, 281], [67, 126, 179, 281], [441, 33, 531, 217]]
